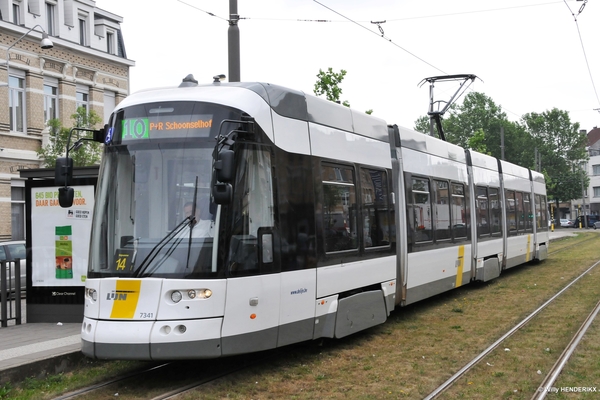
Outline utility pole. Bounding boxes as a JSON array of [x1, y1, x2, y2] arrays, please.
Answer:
[[500, 127, 505, 160], [228, 0, 240, 82]]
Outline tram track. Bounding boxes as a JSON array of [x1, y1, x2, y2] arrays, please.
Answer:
[[52, 349, 282, 400], [532, 298, 600, 400], [425, 257, 600, 399], [547, 230, 598, 256]]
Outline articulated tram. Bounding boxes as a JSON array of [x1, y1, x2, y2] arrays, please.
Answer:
[[77, 78, 549, 360]]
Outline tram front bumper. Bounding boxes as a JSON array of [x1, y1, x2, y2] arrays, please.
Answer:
[[81, 316, 224, 360]]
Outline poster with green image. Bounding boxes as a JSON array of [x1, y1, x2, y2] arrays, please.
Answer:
[[55, 225, 73, 279]]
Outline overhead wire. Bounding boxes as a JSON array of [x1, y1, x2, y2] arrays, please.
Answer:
[[312, 0, 447, 75], [176, 0, 228, 21], [177, 0, 596, 123], [561, 0, 600, 111]]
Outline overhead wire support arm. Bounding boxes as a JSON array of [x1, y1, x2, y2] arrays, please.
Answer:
[[418, 74, 480, 141], [371, 20, 386, 36]]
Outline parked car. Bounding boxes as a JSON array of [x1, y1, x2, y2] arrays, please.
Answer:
[[573, 215, 599, 228], [593, 221, 600, 230], [0, 240, 26, 293], [559, 218, 573, 228]]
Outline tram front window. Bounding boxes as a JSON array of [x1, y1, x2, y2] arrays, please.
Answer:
[[88, 101, 240, 279]]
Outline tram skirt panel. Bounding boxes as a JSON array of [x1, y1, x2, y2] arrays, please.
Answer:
[[334, 290, 387, 338]]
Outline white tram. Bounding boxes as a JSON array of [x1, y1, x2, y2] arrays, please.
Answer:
[[74, 78, 549, 360]]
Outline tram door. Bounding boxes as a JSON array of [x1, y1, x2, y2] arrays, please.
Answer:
[[219, 144, 281, 355]]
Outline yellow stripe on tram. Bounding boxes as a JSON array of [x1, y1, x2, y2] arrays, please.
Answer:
[[455, 245, 465, 287], [110, 280, 141, 319], [526, 234, 531, 262]]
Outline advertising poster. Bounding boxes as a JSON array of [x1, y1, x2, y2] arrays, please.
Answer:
[[30, 185, 94, 287]]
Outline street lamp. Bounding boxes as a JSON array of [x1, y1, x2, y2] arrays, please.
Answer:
[[4, 24, 53, 86]]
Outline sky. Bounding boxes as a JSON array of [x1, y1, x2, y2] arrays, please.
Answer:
[[96, 0, 600, 133]]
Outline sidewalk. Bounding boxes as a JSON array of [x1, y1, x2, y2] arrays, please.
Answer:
[[0, 322, 82, 385]]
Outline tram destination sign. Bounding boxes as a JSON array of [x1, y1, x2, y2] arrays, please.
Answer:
[[120, 114, 213, 142]]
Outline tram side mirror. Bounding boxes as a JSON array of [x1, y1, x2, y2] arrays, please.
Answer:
[[55, 157, 73, 186], [58, 186, 74, 208], [212, 183, 232, 205], [93, 124, 109, 143], [215, 150, 235, 183]]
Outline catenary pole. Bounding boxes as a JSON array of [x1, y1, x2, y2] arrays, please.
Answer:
[[228, 0, 240, 82]]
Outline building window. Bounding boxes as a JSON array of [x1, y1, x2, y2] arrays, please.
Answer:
[[12, 2, 20, 24], [44, 82, 58, 123], [78, 14, 87, 45], [593, 165, 600, 176], [107, 31, 114, 54], [9, 74, 25, 133], [11, 186, 25, 240], [46, 2, 56, 36], [76, 86, 89, 114], [594, 187, 600, 198]]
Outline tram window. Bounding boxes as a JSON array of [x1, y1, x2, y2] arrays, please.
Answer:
[[506, 190, 517, 236], [322, 165, 357, 252], [411, 177, 432, 242], [452, 183, 467, 239], [434, 180, 451, 241], [360, 168, 390, 248], [536, 194, 549, 230], [476, 186, 490, 237], [489, 188, 501, 236], [228, 145, 275, 275], [516, 192, 525, 232], [523, 193, 532, 232]]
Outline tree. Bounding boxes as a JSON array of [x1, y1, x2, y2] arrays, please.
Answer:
[[415, 93, 589, 205], [467, 128, 491, 155], [522, 108, 589, 203], [314, 68, 349, 105], [37, 107, 103, 168], [414, 92, 533, 165], [313, 68, 372, 114]]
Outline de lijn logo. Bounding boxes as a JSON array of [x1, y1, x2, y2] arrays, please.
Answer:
[[290, 288, 308, 295], [106, 290, 136, 301]]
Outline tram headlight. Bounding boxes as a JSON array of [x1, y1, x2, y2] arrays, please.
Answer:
[[86, 288, 97, 301], [188, 289, 196, 299], [199, 289, 212, 299], [171, 290, 183, 303]]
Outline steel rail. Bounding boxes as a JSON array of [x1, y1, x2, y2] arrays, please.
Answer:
[[531, 298, 600, 400], [424, 258, 600, 399]]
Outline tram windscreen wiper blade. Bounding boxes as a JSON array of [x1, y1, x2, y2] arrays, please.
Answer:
[[132, 216, 193, 277]]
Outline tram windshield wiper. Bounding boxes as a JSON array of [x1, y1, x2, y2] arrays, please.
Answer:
[[132, 216, 194, 277]]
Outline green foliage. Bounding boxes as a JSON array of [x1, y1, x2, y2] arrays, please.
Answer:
[[413, 92, 588, 203], [37, 107, 103, 168], [314, 67, 348, 104], [314, 67, 373, 114], [467, 128, 490, 155], [414, 115, 431, 134], [522, 108, 588, 202]]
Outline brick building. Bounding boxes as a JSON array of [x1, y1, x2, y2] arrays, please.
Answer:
[[0, 0, 134, 240], [570, 127, 600, 219]]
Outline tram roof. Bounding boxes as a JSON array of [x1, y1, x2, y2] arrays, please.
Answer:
[[125, 81, 390, 143]]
